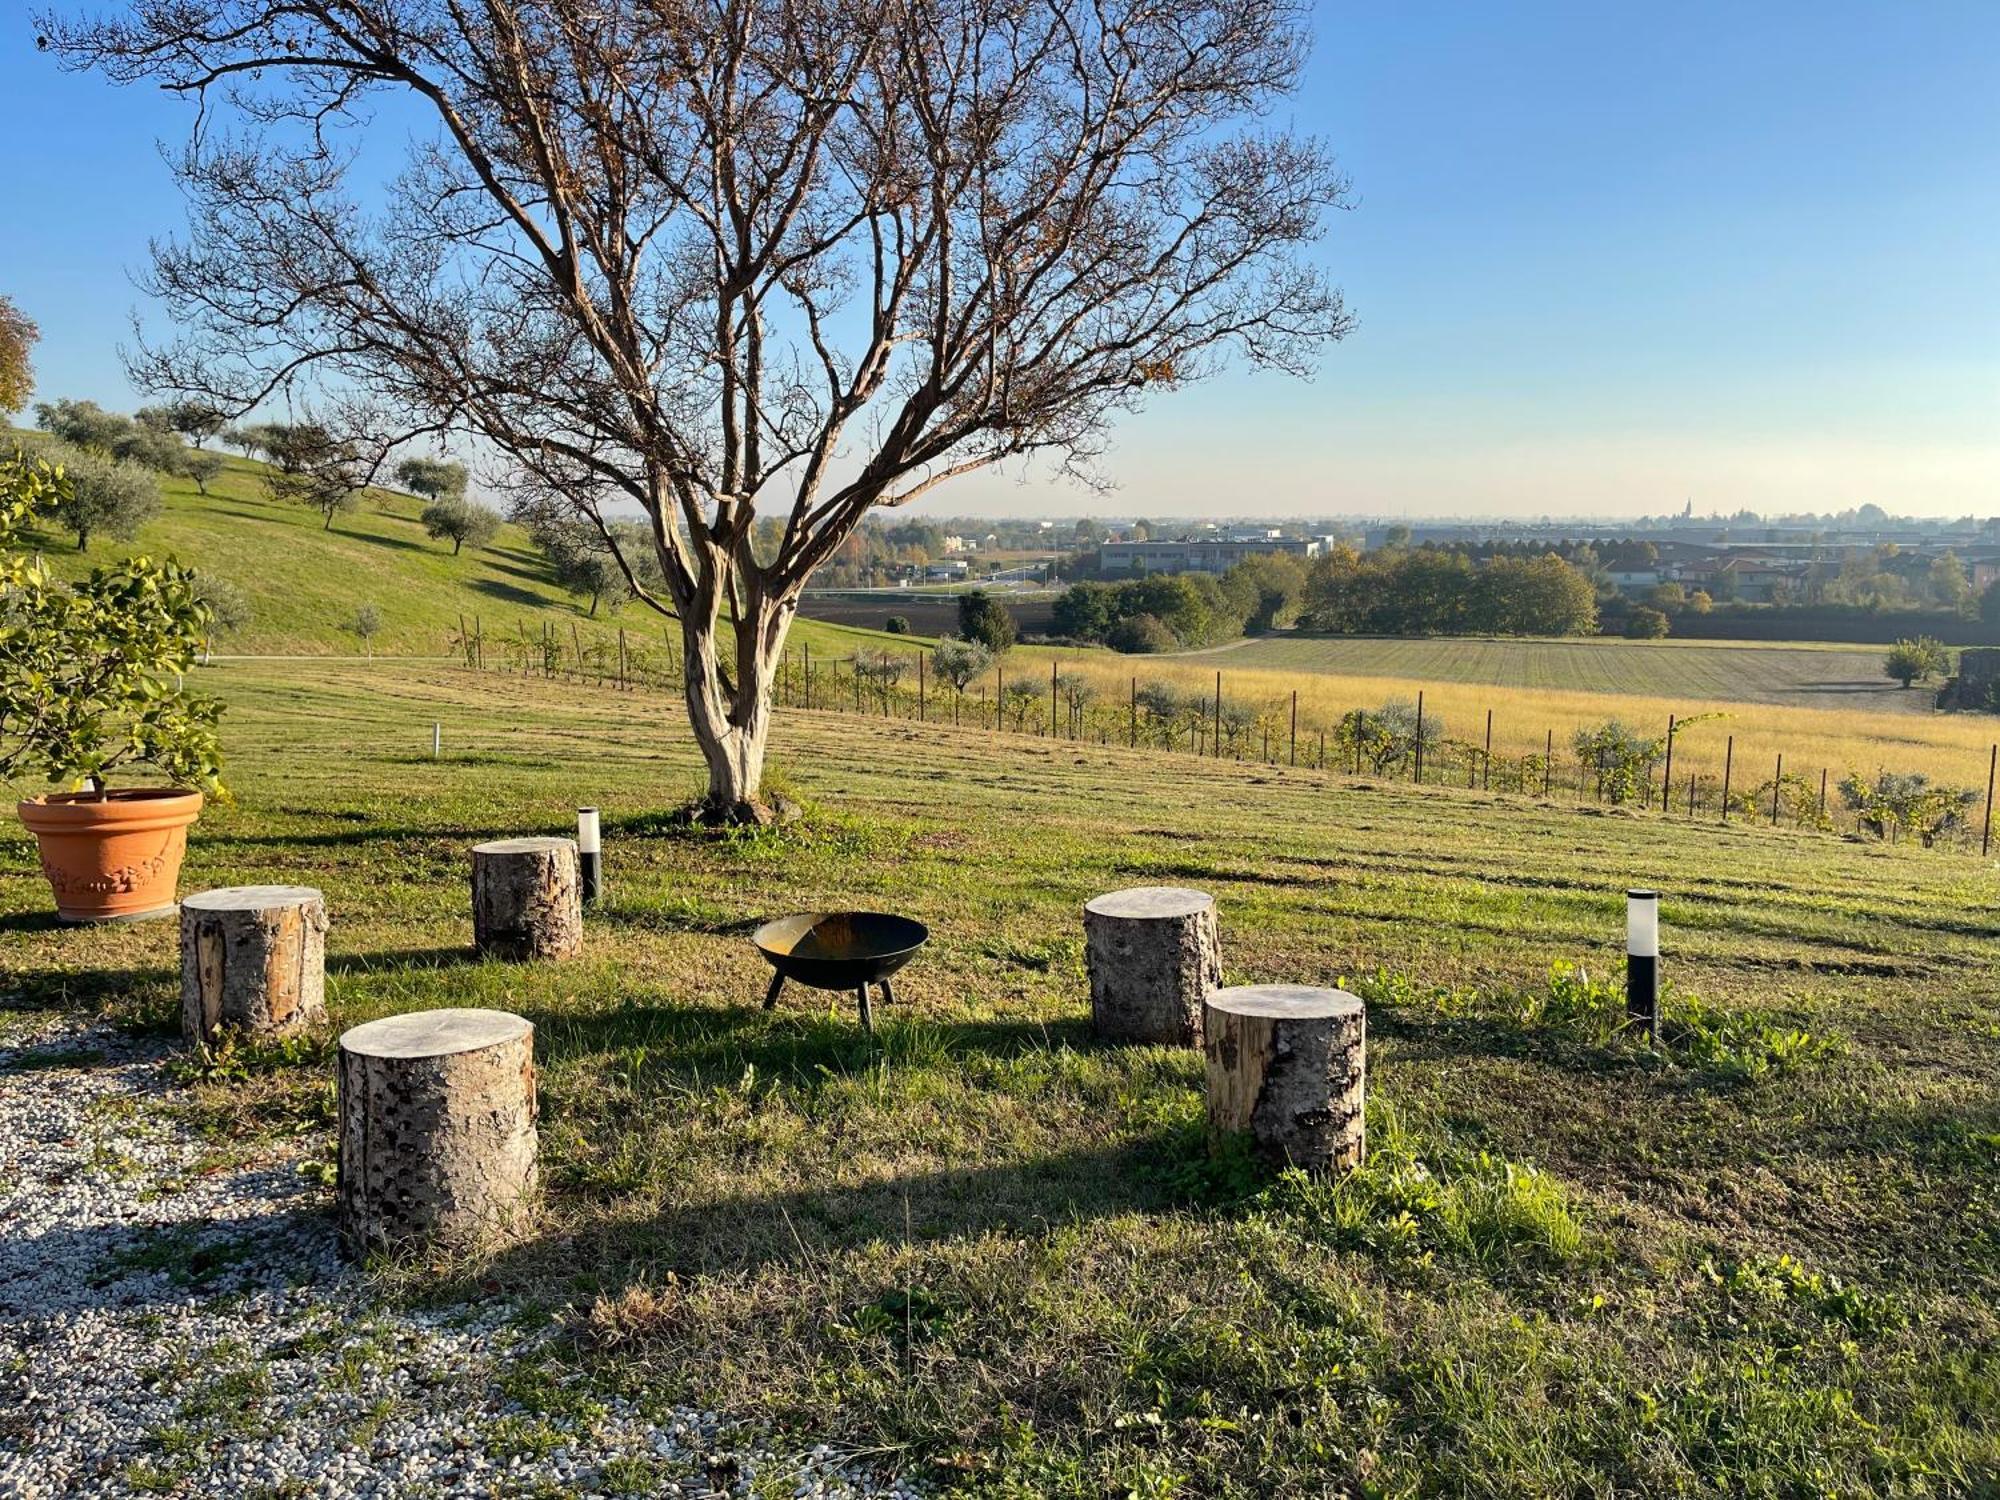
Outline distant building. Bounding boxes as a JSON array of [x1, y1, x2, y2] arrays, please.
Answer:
[[923, 560, 970, 581], [941, 535, 975, 554], [1099, 538, 1324, 576]]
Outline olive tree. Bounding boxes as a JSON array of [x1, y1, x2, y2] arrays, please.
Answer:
[[396, 457, 468, 503], [930, 636, 991, 725], [31, 439, 161, 549], [421, 495, 500, 555], [44, 0, 1351, 820]]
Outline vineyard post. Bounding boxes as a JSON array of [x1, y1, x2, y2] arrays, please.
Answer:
[[917, 651, 925, 723], [619, 627, 628, 689], [1051, 659, 1059, 739], [571, 621, 584, 681], [1482, 709, 1492, 791], [458, 612, 470, 669], [1413, 691, 1425, 784], [1984, 745, 1997, 858], [1318, 727, 1326, 770], [803, 643, 811, 708], [1214, 670, 1223, 758], [997, 666, 1005, 731], [854, 656, 861, 713], [1290, 691, 1298, 767], [1352, 708, 1362, 774], [1543, 730, 1553, 797], [473, 614, 483, 670], [1661, 714, 1676, 811], [1772, 753, 1783, 825], [1818, 767, 1828, 822], [1721, 736, 1734, 822], [1687, 769, 1696, 816], [1130, 677, 1137, 748]]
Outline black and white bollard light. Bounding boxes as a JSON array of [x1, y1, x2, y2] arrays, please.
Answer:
[[1625, 889, 1659, 1041], [577, 807, 603, 907]]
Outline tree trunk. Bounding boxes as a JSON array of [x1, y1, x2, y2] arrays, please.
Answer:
[[681, 584, 793, 822], [180, 885, 328, 1044], [1204, 985, 1366, 1172], [453, 536, 463, 554]]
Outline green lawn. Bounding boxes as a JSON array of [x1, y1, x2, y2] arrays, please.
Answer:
[[1178, 633, 1940, 714], [21, 443, 900, 666], [6, 661, 1998, 1496]]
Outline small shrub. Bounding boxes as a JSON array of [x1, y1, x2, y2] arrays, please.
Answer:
[[884, 614, 911, 635], [1838, 768, 1979, 845], [1624, 605, 1670, 639], [1106, 612, 1177, 654]]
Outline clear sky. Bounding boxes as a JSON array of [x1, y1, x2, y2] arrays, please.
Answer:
[[2, 1, 1995, 520]]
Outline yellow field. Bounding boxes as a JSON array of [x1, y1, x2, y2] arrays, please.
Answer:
[[962, 642, 2000, 795]]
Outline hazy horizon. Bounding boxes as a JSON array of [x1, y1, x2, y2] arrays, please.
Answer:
[[5, 2, 1995, 522]]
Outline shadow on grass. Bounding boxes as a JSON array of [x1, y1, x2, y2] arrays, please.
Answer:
[[470, 578, 556, 609], [519, 995, 1102, 1082], [210, 822, 543, 851], [495, 1128, 1184, 1286], [328, 945, 484, 976]]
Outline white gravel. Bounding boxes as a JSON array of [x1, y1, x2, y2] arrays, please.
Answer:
[[0, 1012, 920, 1499]]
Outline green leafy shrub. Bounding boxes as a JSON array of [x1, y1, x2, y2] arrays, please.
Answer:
[[0, 447, 224, 795]]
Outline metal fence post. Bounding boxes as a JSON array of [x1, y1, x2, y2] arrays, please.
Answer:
[[1721, 735, 1734, 822]]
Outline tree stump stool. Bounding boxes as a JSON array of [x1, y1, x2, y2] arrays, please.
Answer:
[[336, 1008, 539, 1256], [1083, 886, 1222, 1046], [1204, 985, 1366, 1172], [471, 837, 582, 959], [180, 885, 328, 1045]]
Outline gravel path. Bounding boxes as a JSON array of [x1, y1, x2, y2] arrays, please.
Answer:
[[0, 1012, 918, 1499]]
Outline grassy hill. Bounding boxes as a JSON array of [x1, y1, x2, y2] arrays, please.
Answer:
[[22, 445, 891, 663]]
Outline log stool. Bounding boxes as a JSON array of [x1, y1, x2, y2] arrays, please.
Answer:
[[1083, 886, 1221, 1045], [336, 1008, 539, 1256], [471, 837, 582, 959], [180, 885, 328, 1044], [1204, 985, 1365, 1172]]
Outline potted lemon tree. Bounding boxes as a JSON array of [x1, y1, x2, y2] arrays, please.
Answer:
[[4, 448, 224, 921]]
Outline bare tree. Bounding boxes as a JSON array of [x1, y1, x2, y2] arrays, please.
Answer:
[[43, 0, 1352, 820]]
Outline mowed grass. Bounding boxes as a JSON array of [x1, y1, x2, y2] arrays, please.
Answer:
[[19, 441, 896, 667], [1175, 633, 1939, 714], [5, 661, 1998, 1496]]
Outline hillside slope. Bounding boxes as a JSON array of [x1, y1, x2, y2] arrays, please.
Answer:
[[23, 446, 894, 662]]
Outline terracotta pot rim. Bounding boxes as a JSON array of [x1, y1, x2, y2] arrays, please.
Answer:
[[18, 787, 204, 835]]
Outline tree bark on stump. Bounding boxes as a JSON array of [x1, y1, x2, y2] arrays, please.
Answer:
[[336, 1008, 539, 1256], [471, 838, 582, 959], [1204, 985, 1365, 1172], [180, 885, 328, 1044], [1083, 886, 1221, 1045]]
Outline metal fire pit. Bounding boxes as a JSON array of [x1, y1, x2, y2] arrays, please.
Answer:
[[751, 911, 928, 1034]]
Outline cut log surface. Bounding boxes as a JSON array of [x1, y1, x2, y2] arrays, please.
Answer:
[[179, 884, 327, 1044], [1204, 985, 1366, 1172], [471, 837, 582, 960], [337, 1007, 538, 1256], [1083, 885, 1221, 1046]]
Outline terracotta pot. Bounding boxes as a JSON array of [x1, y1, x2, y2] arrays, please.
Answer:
[[17, 788, 204, 923]]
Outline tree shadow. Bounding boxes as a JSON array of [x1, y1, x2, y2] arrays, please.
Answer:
[[491, 1129, 1185, 1288], [470, 578, 559, 609], [1, 962, 176, 1013], [327, 946, 486, 976]]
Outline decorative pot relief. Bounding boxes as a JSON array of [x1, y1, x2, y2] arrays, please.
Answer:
[[39, 833, 183, 894]]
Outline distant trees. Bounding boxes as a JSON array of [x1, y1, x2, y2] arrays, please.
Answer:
[[138, 400, 228, 449], [420, 496, 500, 556], [395, 457, 469, 503], [1054, 562, 1294, 653], [36, 442, 162, 549], [183, 450, 225, 495], [958, 591, 1018, 656], [0, 297, 37, 416], [1301, 546, 1597, 637], [1883, 637, 1948, 689], [1623, 606, 1670, 639], [260, 423, 369, 530], [509, 492, 659, 615]]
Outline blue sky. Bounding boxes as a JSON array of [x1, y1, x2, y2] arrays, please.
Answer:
[[2, 1, 1994, 518]]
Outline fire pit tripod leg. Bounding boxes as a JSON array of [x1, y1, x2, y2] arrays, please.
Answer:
[[762, 973, 785, 1011], [855, 985, 876, 1034]]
